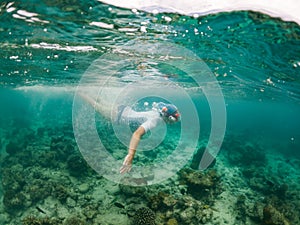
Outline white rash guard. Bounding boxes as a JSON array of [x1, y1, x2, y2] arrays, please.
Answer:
[[120, 106, 164, 133]]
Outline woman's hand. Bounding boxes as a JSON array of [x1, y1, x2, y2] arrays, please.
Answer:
[[120, 154, 133, 174], [119, 126, 145, 174]]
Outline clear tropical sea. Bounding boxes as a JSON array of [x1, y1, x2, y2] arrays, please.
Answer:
[[0, 1, 300, 224]]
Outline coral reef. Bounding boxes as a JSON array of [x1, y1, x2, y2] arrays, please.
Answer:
[[148, 192, 177, 211], [241, 165, 290, 201], [82, 204, 99, 220], [25, 179, 52, 203], [0, 117, 299, 225], [3, 190, 26, 211], [5, 127, 35, 155], [166, 218, 178, 225], [63, 216, 86, 225], [53, 184, 70, 203], [5, 140, 24, 155], [1, 165, 27, 192], [50, 136, 75, 161], [37, 151, 59, 168], [1, 163, 29, 212], [178, 167, 221, 202], [22, 216, 60, 225], [66, 154, 89, 177], [132, 207, 156, 225], [262, 205, 290, 225], [223, 138, 266, 166], [147, 189, 214, 225]]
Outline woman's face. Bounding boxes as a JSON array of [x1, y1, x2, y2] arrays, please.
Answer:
[[162, 111, 180, 124]]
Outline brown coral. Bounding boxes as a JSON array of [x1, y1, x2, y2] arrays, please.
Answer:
[[263, 205, 290, 225], [178, 167, 221, 202]]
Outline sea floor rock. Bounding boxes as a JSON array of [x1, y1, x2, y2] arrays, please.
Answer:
[[78, 183, 89, 194], [263, 204, 290, 225]]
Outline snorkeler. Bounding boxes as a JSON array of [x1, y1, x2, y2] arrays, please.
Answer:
[[78, 93, 180, 174], [118, 102, 180, 174]]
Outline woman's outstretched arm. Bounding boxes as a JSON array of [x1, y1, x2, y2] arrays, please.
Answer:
[[119, 126, 145, 174]]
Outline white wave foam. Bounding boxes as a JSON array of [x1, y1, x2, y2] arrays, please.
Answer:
[[30, 42, 98, 52], [98, 0, 300, 25]]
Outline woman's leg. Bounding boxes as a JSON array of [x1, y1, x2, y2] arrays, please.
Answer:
[[78, 91, 117, 121]]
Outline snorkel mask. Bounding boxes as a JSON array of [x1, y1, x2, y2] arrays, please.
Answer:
[[153, 102, 180, 123]]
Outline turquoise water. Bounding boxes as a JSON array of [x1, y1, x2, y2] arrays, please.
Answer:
[[0, 1, 300, 224]]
